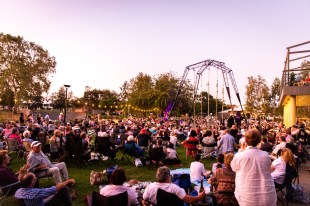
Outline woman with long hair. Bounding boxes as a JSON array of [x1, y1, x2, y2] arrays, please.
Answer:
[[49, 129, 61, 159], [271, 148, 296, 187]]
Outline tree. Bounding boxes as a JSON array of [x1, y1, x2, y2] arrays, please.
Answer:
[[300, 60, 310, 78], [0, 33, 56, 111], [154, 72, 179, 110], [245, 75, 271, 117], [51, 87, 66, 110], [270, 77, 282, 116], [127, 72, 155, 110], [196, 91, 226, 116], [171, 79, 194, 116], [83, 88, 119, 114]]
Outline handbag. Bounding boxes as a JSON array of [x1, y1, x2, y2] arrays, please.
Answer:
[[135, 158, 143, 167], [90, 170, 106, 185]]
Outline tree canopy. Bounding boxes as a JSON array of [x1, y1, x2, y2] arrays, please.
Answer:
[[0, 33, 56, 109], [245, 75, 271, 117]]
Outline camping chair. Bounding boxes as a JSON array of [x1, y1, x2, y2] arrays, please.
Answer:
[[95, 136, 116, 162], [275, 163, 298, 206], [156, 188, 184, 206], [0, 181, 20, 206], [65, 134, 90, 164], [6, 138, 24, 158], [22, 141, 32, 159], [122, 141, 141, 165], [149, 146, 165, 167], [90, 191, 128, 206]]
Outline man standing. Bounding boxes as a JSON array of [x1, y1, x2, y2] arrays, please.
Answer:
[[15, 172, 75, 206], [217, 129, 235, 154], [27, 141, 69, 184]]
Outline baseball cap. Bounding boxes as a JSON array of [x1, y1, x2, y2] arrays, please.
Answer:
[[31, 141, 42, 148]]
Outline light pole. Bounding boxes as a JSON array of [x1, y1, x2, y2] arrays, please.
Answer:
[[64, 84, 71, 124]]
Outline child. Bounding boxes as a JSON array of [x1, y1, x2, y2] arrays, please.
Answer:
[[162, 142, 181, 165], [211, 153, 224, 174]]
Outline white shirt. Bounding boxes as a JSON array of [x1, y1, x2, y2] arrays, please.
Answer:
[[170, 135, 177, 147], [190, 161, 205, 181], [143, 182, 186, 205], [100, 184, 139, 206], [231, 146, 276, 206], [272, 141, 286, 155], [166, 148, 177, 159], [271, 157, 286, 184]]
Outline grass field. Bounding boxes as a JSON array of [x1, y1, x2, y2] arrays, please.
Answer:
[[4, 146, 215, 206]]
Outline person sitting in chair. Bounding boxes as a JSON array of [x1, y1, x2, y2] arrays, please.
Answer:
[[208, 153, 238, 206], [124, 135, 144, 157], [0, 150, 29, 196], [271, 148, 296, 187], [27, 141, 70, 184], [143, 166, 205, 205], [15, 172, 75, 206], [150, 138, 166, 165], [162, 142, 181, 165], [100, 167, 139, 206]]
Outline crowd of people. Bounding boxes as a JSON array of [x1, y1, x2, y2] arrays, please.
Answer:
[[0, 111, 309, 205]]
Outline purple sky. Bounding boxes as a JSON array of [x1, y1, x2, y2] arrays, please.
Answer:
[[0, 0, 309, 104]]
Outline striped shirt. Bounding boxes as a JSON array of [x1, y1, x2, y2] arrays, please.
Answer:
[[15, 186, 56, 206]]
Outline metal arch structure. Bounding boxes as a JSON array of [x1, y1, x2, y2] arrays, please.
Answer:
[[165, 59, 245, 119]]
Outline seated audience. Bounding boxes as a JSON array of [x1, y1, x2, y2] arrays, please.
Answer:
[[22, 131, 33, 143], [143, 166, 205, 205], [150, 138, 166, 164], [259, 137, 273, 153], [270, 136, 286, 160], [27, 141, 70, 184], [124, 135, 144, 157], [100, 167, 139, 206], [202, 130, 215, 157], [15, 172, 75, 206], [2, 123, 12, 138], [162, 142, 181, 165], [190, 154, 210, 181], [271, 148, 296, 187], [0, 150, 29, 196], [49, 130, 61, 159], [137, 128, 151, 148], [169, 131, 178, 148], [208, 153, 238, 206], [212, 154, 225, 174], [8, 127, 22, 146]]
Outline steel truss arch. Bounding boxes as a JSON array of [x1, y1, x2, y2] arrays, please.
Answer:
[[165, 59, 244, 120]]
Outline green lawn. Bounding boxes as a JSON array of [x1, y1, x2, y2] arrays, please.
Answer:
[[4, 146, 215, 206]]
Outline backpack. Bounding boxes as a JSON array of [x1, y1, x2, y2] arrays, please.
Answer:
[[172, 173, 191, 193], [292, 184, 310, 204], [106, 165, 118, 182]]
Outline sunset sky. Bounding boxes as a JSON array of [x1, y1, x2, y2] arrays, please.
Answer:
[[0, 0, 309, 104]]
